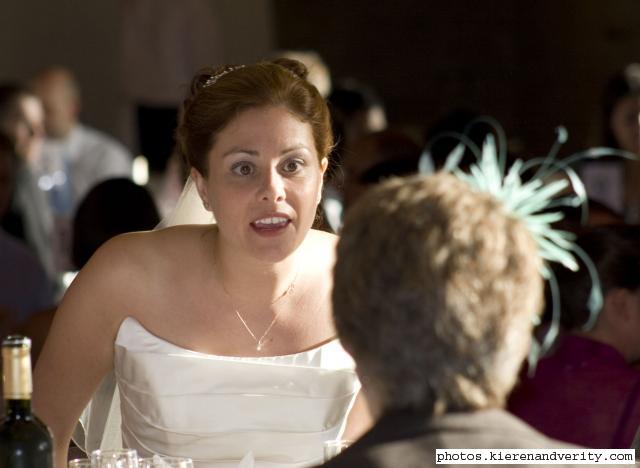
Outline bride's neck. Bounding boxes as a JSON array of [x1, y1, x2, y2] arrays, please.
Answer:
[[212, 239, 300, 303]]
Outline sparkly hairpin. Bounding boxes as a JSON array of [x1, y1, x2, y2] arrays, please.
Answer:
[[203, 65, 245, 88], [419, 118, 637, 370]]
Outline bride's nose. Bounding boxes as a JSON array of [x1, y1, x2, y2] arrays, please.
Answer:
[[259, 168, 286, 202]]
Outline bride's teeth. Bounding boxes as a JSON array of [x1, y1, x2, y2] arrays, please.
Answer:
[[255, 217, 287, 225]]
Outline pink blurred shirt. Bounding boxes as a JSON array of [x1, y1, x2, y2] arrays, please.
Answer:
[[508, 334, 640, 448]]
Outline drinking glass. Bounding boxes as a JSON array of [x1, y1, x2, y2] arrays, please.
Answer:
[[68, 459, 92, 468], [139, 456, 194, 467], [91, 449, 139, 468], [323, 439, 351, 461]]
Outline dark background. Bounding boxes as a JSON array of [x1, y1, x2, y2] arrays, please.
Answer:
[[1, 0, 639, 158], [274, 0, 640, 156]]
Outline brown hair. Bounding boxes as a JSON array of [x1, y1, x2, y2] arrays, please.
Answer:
[[557, 225, 640, 330], [176, 58, 333, 176], [333, 172, 543, 414]]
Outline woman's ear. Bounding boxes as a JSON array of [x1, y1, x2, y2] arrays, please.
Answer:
[[191, 167, 211, 211], [317, 157, 329, 205], [320, 157, 329, 175]]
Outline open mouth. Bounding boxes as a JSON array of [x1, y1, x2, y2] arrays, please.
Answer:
[[250, 216, 292, 233]]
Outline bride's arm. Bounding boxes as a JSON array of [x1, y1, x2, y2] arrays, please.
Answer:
[[342, 392, 374, 441], [32, 234, 143, 468]]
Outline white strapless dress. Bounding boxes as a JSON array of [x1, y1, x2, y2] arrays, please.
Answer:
[[74, 317, 360, 468]]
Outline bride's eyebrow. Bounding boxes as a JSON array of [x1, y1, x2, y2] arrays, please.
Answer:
[[281, 144, 311, 155], [222, 148, 258, 158]]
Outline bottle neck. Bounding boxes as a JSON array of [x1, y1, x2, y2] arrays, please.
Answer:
[[4, 398, 32, 419]]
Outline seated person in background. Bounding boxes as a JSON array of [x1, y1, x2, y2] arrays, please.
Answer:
[[273, 50, 332, 98], [31, 67, 133, 209], [509, 225, 640, 449], [0, 132, 55, 335], [342, 129, 421, 211], [0, 84, 56, 283], [324, 171, 577, 467], [71, 178, 160, 270], [30, 66, 133, 270], [322, 80, 387, 232]]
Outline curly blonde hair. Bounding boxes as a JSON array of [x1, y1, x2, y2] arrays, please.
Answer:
[[333, 172, 543, 415]]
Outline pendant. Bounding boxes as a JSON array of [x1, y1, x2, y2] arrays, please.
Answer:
[[256, 341, 264, 351]]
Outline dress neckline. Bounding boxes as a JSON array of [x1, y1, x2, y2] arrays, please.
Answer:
[[117, 316, 340, 360]]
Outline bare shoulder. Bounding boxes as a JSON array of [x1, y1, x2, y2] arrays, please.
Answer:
[[89, 224, 213, 268], [63, 225, 214, 320]]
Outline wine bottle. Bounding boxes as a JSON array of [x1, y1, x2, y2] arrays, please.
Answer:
[[0, 335, 53, 467]]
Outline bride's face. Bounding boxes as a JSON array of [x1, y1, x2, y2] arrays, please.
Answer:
[[193, 105, 328, 262]]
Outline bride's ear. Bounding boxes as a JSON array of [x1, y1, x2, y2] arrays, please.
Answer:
[[317, 157, 329, 205], [191, 168, 211, 211]]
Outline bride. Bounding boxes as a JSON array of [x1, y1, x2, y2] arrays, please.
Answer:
[[33, 59, 369, 467]]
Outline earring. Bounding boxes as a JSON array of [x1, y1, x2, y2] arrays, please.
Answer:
[[202, 200, 210, 210]]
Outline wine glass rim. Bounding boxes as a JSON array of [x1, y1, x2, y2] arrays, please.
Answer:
[[68, 458, 92, 467], [138, 456, 194, 467]]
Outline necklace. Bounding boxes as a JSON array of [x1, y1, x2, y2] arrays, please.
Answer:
[[220, 268, 298, 351]]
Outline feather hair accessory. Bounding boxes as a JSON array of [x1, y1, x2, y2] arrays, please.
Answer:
[[419, 118, 636, 369]]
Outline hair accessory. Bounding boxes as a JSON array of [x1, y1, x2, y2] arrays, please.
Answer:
[[419, 117, 637, 370], [203, 65, 245, 89]]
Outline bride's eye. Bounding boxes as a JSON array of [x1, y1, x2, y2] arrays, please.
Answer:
[[231, 162, 254, 176], [282, 159, 304, 174]]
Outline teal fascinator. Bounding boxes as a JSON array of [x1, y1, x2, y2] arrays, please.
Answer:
[[419, 118, 636, 369]]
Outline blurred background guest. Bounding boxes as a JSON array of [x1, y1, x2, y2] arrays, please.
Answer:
[[0, 83, 56, 285], [342, 129, 421, 211], [327, 78, 387, 167], [322, 79, 387, 232], [0, 132, 55, 337], [509, 225, 640, 448], [273, 50, 332, 98], [71, 177, 160, 270], [30, 66, 133, 271], [582, 64, 640, 221]]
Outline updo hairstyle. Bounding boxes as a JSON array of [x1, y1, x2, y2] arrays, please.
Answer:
[[176, 58, 333, 176]]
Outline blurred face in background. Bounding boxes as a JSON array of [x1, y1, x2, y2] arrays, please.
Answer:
[[610, 94, 640, 154], [15, 95, 45, 162], [0, 94, 45, 163], [32, 71, 79, 139]]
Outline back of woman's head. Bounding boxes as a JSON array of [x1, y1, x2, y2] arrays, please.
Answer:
[[176, 59, 333, 176], [334, 172, 542, 414], [72, 178, 160, 269], [558, 224, 640, 330]]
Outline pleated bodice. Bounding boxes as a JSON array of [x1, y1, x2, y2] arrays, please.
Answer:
[[113, 317, 360, 467]]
